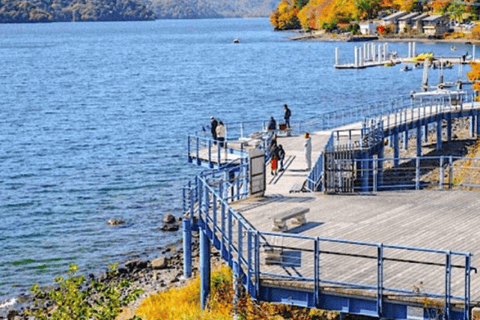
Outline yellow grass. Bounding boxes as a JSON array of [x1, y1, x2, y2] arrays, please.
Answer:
[[134, 265, 336, 320]]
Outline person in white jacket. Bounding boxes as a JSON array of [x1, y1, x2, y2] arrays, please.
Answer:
[[304, 132, 312, 171], [216, 121, 226, 148]]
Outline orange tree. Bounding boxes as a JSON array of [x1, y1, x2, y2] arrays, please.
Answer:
[[467, 62, 480, 99], [429, 0, 452, 14], [270, 0, 302, 30]]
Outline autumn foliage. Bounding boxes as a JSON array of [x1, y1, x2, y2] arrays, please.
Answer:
[[270, 0, 302, 30], [468, 62, 480, 97], [135, 266, 335, 320]]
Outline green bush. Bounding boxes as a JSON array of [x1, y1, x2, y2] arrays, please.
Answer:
[[28, 263, 143, 320]]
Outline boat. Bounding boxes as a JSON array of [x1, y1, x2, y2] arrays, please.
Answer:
[[400, 66, 411, 72], [233, 38, 239, 44], [451, 46, 457, 51]]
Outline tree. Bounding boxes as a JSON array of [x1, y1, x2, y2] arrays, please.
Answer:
[[448, 0, 465, 22], [355, 0, 380, 19]]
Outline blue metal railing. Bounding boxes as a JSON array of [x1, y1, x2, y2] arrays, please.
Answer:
[[184, 162, 474, 319]]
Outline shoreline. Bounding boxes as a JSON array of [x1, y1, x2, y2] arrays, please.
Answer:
[[0, 233, 209, 320], [289, 31, 480, 44]]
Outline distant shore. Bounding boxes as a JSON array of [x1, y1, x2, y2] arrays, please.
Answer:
[[289, 30, 480, 44]]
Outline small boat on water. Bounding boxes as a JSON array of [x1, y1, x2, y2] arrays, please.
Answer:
[[451, 46, 457, 51], [233, 38, 239, 44], [400, 65, 412, 72]]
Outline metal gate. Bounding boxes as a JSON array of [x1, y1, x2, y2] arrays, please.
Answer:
[[325, 149, 356, 194], [249, 148, 266, 197]]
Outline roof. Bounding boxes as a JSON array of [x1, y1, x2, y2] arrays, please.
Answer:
[[423, 15, 447, 22], [382, 11, 408, 21], [412, 13, 429, 21], [398, 12, 420, 21]]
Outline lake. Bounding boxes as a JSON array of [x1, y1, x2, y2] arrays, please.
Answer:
[[0, 17, 473, 304]]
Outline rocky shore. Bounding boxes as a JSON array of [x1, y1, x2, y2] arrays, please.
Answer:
[[289, 30, 480, 44], [0, 218, 222, 320]]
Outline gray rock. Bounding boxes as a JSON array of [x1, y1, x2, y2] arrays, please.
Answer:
[[107, 219, 125, 226], [163, 214, 176, 224], [151, 257, 168, 270], [159, 223, 179, 232]]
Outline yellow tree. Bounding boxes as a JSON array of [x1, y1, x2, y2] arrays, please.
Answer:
[[394, 0, 416, 11], [270, 0, 301, 30], [467, 62, 480, 99]]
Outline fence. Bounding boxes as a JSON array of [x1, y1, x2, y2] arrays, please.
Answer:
[[347, 156, 480, 193], [184, 162, 473, 319]]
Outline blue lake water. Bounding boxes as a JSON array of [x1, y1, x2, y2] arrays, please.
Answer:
[[0, 18, 473, 302]]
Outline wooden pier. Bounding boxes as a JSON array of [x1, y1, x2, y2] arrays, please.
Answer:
[[185, 96, 480, 319]]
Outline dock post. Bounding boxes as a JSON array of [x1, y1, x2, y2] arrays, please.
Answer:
[[200, 227, 211, 310], [477, 115, 480, 138], [378, 44, 382, 63], [232, 261, 241, 320], [359, 47, 363, 67], [412, 42, 416, 58], [416, 125, 422, 157], [470, 116, 475, 138], [371, 43, 375, 62], [447, 117, 452, 142], [408, 42, 412, 59], [363, 43, 367, 61], [383, 43, 387, 61], [393, 132, 399, 168], [183, 218, 192, 278], [403, 130, 409, 149], [335, 47, 339, 65], [354, 47, 358, 68], [437, 119, 443, 150]]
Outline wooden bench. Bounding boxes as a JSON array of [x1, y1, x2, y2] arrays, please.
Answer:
[[272, 207, 309, 232]]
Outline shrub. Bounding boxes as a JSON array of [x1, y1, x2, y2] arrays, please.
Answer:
[[28, 264, 143, 320]]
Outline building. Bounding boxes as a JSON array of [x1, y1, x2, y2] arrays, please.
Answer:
[[398, 12, 420, 33], [411, 13, 430, 33], [359, 21, 378, 35], [382, 11, 408, 33], [422, 15, 450, 37]]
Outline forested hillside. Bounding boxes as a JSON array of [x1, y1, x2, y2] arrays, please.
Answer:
[[0, 0, 279, 23], [0, 0, 156, 23], [150, 0, 280, 19]]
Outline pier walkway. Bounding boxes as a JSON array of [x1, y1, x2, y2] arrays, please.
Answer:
[[184, 94, 480, 320]]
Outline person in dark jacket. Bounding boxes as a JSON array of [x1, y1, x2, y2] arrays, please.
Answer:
[[283, 104, 291, 128], [210, 116, 218, 143], [267, 116, 276, 132], [276, 144, 285, 171]]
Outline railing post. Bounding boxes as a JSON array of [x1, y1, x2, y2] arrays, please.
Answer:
[[220, 184, 226, 258], [183, 218, 192, 278], [247, 229, 253, 295], [228, 208, 233, 266], [440, 156, 445, 190], [208, 139, 213, 168], [187, 135, 192, 163], [449, 156, 453, 189], [373, 158, 378, 192], [238, 222, 243, 268], [445, 252, 452, 320], [314, 238, 320, 307], [415, 157, 420, 190], [196, 136, 201, 166], [377, 244, 384, 318], [254, 231, 260, 299], [465, 254, 472, 320], [200, 227, 211, 310]]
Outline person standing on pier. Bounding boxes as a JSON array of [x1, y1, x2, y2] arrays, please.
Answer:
[[277, 144, 285, 171], [210, 116, 218, 143], [267, 116, 276, 132], [283, 104, 291, 128], [304, 132, 312, 171], [216, 121, 226, 148]]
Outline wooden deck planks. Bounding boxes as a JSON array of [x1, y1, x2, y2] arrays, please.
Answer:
[[232, 190, 480, 305]]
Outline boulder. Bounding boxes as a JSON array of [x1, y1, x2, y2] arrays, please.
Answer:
[[159, 223, 179, 232], [163, 214, 176, 224], [107, 219, 125, 226], [151, 256, 168, 269]]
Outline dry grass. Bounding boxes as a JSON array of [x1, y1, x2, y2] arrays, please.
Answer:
[[132, 265, 337, 320]]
